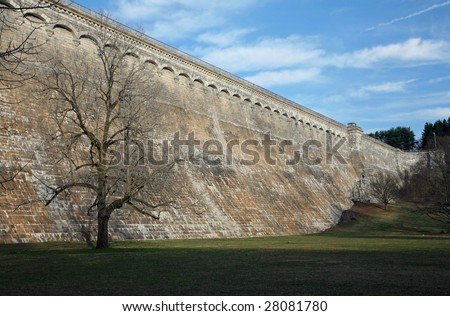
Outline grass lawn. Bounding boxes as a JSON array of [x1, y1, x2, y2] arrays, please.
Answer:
[[0, 203, 449, 295]]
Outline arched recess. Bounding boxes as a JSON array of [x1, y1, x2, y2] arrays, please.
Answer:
[[24, 12, 47, 23], [178, 73, 190, 80], [193, 78, 204, 88], [264, 106, 271, 111], [79, 34, 99, 45], [274, 109, 280, 114], [291, 116, 297, 122], [144, 59, 158, 70], [79, 34, 99, 54], [178, 73, 191, 85], [207, 84, 218, 91], [53, 24, 75, 35], [161, 66, 175, 78], [124, 52, 139, 63], [255, 102, 262, 107], [104, 43, 119, 51], [162, 66, 175, 72], [51, 24, 77, 46], [282, 113, 289, 118], [232, 93, 241, 100], [220, 89, 230, 96], [124, 51, 139, 59], [123, 52, 139, 69]]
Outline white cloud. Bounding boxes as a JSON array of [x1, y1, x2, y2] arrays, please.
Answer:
[[244, 68, 321, 87], [112, 0, 258, 40], [200, 37, 450, 76], [428, 75, 450, 84], [200, 36, 324, 73], [113, 0, 450, 72], [328, 38, 450, 68], [366, 1, 450, 31], [114, 0, 256, 20], [149, 10, 224, 40], [383, 91, 450, 110], [111, 0, 450, 110], [194, 35, 450, 105], [330, 7, 352, 16], [197, 29, 255, 47], [350, 79, 417, 98], [389, 107, 450, 121]]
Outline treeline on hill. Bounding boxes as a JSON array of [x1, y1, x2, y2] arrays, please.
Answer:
[[369, 118, 449, 223]]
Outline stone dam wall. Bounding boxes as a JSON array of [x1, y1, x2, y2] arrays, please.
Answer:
[[0, 0, 421, 243]]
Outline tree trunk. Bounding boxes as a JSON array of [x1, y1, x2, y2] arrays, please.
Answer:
[[96, 215, 110, 249]]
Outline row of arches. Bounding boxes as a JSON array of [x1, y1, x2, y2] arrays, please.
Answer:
[[11, 1, 347, 139]]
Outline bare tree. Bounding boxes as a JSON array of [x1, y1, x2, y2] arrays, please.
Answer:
[[370, 171, 399, 210], [402, 136, 450, 223], [427, 136, 450, 207], [36, 31, 187, 248]]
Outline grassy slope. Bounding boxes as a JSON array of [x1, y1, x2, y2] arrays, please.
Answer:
[[0, 203, 449, 295]]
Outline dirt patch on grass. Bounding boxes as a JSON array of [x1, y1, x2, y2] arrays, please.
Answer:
[[337, 203, 377, 226], [337, 203, 393, 226]]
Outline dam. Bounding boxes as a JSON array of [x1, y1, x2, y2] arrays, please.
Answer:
[[0, 0, 420, 243]]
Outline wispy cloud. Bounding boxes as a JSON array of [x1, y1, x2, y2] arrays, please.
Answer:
[[366, 1, 450, 31], [244, 68, 321, 87], [327, 38, 450, 68], [381, 91, 450, 110], [428, 75, 450, 84], [200, 36, 324, 73], [196, 29, 255, 47], [112, 0, 258, 40], [201, 37, 450, 75], [330, 7, 352, 16], [388, 107, 450, 121], [350, 79, 417, 98]]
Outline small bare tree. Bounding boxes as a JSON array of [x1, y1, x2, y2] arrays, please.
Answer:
[[36, 31, 185, 248], [370, 171, 399, 210]]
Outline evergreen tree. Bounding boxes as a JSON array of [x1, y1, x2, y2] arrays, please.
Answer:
[[368, 127, 416, 151], [419, 117, 450, 149]]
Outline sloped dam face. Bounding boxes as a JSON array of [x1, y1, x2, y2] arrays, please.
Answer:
[[0, 0, 420, 243]]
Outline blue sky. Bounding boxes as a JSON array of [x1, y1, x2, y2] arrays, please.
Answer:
[[75, 0, 450, 138]]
